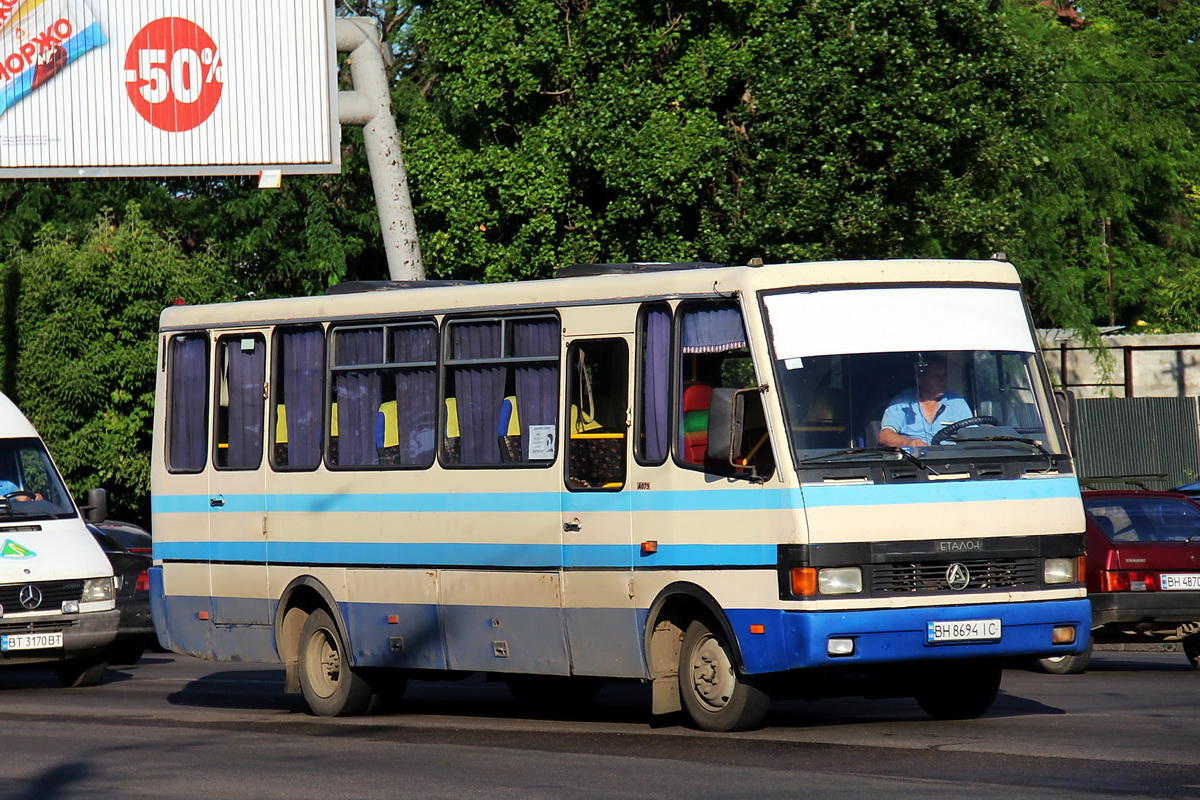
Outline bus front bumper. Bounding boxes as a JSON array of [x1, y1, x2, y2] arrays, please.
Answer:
[[730, 598, 1092, 673]]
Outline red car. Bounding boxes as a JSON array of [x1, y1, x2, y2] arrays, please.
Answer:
[[1040, 489, 1200, 673]]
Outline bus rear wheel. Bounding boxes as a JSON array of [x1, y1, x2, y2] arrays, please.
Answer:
[[298, 609, 373, 717], [678, 618, 769, 732]]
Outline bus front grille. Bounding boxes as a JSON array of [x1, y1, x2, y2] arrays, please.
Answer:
[[873, 559, 1039, 593]]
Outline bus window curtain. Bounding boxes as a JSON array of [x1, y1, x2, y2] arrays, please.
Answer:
[[392, 325, 436, 467], [170, 335, 208, 472], [281, 327, 324, 468], [225, 339, 265, 470], [335, 329, 383, 466], [452, 321, 504, 464], [680, 303, 747, 353], [511, 318, 559, 461], [641, 307, 670, 463]]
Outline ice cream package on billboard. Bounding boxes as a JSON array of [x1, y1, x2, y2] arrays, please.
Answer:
[[0, 0, 106, 117]]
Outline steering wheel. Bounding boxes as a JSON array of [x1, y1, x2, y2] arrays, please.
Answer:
[[930, 415, 999, 445], [2, 490, 37, 502]]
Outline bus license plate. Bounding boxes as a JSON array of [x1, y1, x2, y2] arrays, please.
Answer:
[[1161, 573, 1200, 591], [1, 632, 63, 651], [927, 619, 1001, 643]]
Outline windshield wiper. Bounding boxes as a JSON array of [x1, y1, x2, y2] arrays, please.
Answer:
[[973, 435, 1057, 470], [799, 446, 932, 471]]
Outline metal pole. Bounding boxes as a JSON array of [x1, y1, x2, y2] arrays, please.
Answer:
[[336, 17, 424, 281]]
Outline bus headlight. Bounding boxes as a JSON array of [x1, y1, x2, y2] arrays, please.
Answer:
[[82, 577, 114, 602], [1044, 557, 1077, 585], [818, 567, 863, 595]]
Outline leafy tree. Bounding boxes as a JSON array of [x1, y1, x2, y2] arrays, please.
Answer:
[[9, 205, 233, 523], [396, 0, 1054, 281], [1006, 0, 1200, 330]]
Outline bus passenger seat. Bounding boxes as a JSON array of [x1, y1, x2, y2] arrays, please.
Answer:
[[498, 395, 521, 462], [681, 382, 713, 464]]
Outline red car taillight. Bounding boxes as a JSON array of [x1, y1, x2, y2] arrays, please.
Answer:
[[134, 569, 150, 593], [1099, 570, 1157, 592]]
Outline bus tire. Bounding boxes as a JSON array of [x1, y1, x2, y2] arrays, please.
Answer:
[[914, 660, 1002, 720], [55, 656, 108, 688], [678, 618, 769, 732], [1037, 639, 1092, 675], [298, 608, 373, 717]]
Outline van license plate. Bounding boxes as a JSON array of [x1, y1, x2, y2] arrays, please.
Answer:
[[1, 632, 63, 651], [927, 619, 1001, 643], [1161, 574, 1200, 591]]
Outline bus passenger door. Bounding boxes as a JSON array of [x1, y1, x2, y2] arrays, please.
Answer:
[[207, 331, 272, 628], [561, 338, 641, 677]]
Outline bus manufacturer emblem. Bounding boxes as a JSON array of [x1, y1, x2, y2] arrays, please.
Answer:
[[945, 563, 971, 591]]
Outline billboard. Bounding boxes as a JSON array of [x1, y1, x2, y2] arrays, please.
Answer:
[[0, 0, 337, 176]]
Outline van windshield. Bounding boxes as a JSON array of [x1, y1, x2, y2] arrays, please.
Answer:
[[0, 438, 77, 521]]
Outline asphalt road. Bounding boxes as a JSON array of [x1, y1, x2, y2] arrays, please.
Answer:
[[0, 649, 1195, 799]]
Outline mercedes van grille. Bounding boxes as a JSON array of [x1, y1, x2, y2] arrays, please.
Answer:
[[0, 580, 84, 611]]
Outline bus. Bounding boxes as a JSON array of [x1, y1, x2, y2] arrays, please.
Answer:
[[149, 259, 1090, 731]]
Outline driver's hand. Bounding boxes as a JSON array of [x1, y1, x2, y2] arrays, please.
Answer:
[[906, 437, 928, 447]]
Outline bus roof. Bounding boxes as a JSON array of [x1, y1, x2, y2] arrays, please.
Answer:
[[160, 258, 1022, 331]]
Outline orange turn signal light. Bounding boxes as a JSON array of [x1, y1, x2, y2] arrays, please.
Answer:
[[791, 567, 817, 597]]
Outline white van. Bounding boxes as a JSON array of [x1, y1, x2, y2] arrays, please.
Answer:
[[0, 391, 118, 686]]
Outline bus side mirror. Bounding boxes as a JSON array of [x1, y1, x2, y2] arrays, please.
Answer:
[[83, 487, 108, 524], [708, 386, 768, 482]]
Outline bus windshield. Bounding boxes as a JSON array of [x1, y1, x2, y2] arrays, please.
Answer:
[[762, 286, 1065, 465], [0, 437, 77, 521], [772, 349, 1063, 461]]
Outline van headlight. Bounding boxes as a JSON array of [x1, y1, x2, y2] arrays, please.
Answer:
[[1044, 557, 1076, 585], [82, 577, 114, 602]]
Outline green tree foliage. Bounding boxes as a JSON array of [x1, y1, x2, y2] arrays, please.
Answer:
[[1008, 0, 1200, 331], [396, 0, 1053, 281], [8, 206, 233, 522]]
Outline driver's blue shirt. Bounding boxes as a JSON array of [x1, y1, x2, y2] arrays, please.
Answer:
[[0, 479, 18, 495], [881, 389, 973, 444]]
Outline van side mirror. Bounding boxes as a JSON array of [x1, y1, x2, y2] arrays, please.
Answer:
[[83, 487, 108, 524]]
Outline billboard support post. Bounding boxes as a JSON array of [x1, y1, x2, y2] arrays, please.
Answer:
[[337, 17, 424, 281]]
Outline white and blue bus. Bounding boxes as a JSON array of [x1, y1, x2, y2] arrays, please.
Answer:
[[150, 259, 1089, 731]]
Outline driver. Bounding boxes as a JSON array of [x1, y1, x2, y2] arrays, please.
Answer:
[[0, 478, 38, 501], [878, 354, 973, 448]]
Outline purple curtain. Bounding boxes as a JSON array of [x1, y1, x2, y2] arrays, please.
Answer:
[[225, 338, 265, 470], [451, 321, 504, 464], [169, 335, 208, 471], [392, 325, 436, 466], [281, 327, 324, 468], [511, 318, 559, 460], [335, 328, 383, 466], [641, 306, 670, 463], [680, 303, 746, 353]]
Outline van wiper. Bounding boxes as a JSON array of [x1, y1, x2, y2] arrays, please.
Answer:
[[800, 446, 931, 471]]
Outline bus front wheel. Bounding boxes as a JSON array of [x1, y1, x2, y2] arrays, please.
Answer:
[[298, 608, 374, 717], [678, 618, 769, 732]]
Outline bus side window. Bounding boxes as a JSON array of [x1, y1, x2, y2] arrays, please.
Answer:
[[636, 304, 671, 465], [272, 326, 325, 470], [329, 321, 436, 469], [566, 340, 628, 490], [443, 315, 559, 467], [676, 301, 753, 475], [167, 333, 209, 473], [214, 334, 266, 470]]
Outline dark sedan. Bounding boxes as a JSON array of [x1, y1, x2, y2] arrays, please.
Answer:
[[88, 521, 153, 665]]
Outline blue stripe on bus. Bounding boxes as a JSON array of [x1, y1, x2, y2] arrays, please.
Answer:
[[152, 476, 1081, 516], [152, 540, 779, 568]]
